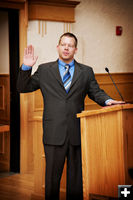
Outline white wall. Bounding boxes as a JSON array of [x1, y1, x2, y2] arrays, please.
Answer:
[[73, 0, 133, 73], [27, 0, 133, 73], [0, 11, 9, 74]]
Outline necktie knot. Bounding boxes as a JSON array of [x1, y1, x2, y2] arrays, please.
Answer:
[[65, 64, 70, 71]]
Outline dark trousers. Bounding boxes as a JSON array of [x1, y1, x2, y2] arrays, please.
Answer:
[[44, 136, 83, 200]]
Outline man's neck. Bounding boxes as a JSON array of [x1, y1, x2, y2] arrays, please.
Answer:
[[58, 58, 74, 64]]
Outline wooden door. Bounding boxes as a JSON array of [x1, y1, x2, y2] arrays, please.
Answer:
[[0, 74, 10, 172], [0, 10, 10, 172], [0, 9, 20, 172]]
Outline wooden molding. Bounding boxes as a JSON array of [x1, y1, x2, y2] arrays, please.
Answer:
[[0, 0, 28, 26], [1, 0, 26, 2], [28, 0, 80, 8], [0, 0, 25, 9], [0, 0, 80, 23], [28, 0, 80, 22]]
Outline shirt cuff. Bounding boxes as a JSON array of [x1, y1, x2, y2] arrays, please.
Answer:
[[105, 99, 113, 105], [22, 64, 32, 71]]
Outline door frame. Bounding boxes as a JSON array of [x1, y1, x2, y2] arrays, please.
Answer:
[[0, 1, 28, 173]]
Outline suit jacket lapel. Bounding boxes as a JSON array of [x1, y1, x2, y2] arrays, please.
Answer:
[[49, 61, 67, 94], [49, 61, 62, 85], [69, 60, 82, 90]]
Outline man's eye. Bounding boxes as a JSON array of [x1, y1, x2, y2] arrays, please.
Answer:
[[68, 45, 74, 48], [61, 44, 74, 48]]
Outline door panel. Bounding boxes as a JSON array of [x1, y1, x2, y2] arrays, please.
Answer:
[[0, 75, 10, 171], [0, 125, 10, 171]]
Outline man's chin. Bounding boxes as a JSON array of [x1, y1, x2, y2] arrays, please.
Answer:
[[60, 56, 73, 63]]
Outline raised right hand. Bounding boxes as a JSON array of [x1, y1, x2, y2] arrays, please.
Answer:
[[23, 45, 38, 67]]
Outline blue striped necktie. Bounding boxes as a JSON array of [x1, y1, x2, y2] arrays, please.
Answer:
[[63, 64, 71, 92]]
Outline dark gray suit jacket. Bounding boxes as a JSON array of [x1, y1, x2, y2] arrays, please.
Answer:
[[17, 60, 111, 146]]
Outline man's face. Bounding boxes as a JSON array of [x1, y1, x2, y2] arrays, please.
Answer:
[[57, 36, 77, 63]]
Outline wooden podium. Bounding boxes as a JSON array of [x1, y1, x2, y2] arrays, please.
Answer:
[[77, 104, 133, 200]]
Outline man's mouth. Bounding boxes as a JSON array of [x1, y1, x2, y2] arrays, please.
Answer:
[[63, 52, 69, 56]]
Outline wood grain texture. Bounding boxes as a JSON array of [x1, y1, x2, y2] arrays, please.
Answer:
[[78, 104, 133, 200], [28, 0, 80, 22], [0, 75, 10, 124], [0, 173, 34, 200], [28, 4, 75, 22], [0, 172, 66, 200], [0, 125, 10, 172]]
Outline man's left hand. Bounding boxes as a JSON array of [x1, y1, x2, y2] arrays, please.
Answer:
[[106, 100, 125, 106]]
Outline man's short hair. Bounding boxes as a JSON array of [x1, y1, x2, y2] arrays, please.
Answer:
[[58, 32, 78, 48]]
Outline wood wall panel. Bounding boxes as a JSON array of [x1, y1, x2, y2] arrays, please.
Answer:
[[29, 4, 75, 22], [0, 75, 10, 124], [0, 85, 5, 110], [0, 132, 4, 154], [85, 73, 133, 110], [0, 125, 10, 172], [28, 0, 80, 22]]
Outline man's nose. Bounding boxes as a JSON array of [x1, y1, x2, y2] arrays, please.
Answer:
[[64, 45, 69, 49]]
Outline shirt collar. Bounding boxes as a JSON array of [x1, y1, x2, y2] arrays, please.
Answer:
[[58, 59, 75, 68]]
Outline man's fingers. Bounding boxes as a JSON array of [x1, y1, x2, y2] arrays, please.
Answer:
[[23, 45, 38, 66], [24, 48, 27, 56], [106, 100, 125, 106]]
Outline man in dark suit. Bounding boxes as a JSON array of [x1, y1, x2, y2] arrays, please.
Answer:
[[17, 32, 124, 200]]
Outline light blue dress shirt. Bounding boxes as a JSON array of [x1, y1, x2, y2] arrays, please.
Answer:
[[22, 64, 31, 70], [58, 59, 75, 82]]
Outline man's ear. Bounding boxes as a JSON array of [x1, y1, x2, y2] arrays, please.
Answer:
[[56, 45, 59, 51], [75, 48, 78, 54]]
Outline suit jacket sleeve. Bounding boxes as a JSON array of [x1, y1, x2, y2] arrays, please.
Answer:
[[87, 67, 111, 106], [17, 66, 40, 93]]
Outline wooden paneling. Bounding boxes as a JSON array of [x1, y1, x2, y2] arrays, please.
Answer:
[[0, 75, 10, 171], [77, 105, 133, 200], [28, 0, 80, 22], [0, 0, 25, 10], [85, 72, 133, 110], [0, 75, 10, 124], [19, 7, 29, 173], [0, 0, 80, 24], [29, 4, 75, 22], [0, 125, 10, 172]]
